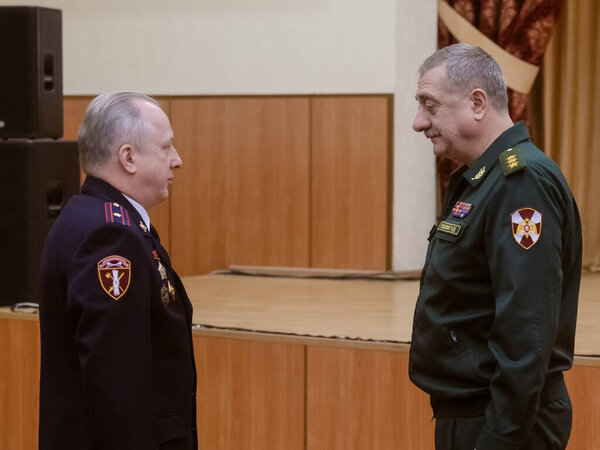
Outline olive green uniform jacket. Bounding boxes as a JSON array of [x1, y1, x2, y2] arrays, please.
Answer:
[[409, 122, 582, 449]]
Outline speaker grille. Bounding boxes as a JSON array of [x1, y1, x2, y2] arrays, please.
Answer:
[[0, 7, 63, 138], [0, 140, 79, 305]]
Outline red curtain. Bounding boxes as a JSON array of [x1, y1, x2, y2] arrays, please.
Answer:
[[436, 0, 564, 206]]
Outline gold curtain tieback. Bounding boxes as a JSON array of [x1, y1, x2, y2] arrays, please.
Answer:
[[437, 0, 539, 94]]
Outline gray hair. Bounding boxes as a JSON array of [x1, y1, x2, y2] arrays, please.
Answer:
[[419, 43, 509, 112], [78, 92, 159, 173]]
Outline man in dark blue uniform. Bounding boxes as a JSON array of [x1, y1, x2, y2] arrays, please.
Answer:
[[39, 93, 197, 449], [409, 44, 582, 449]]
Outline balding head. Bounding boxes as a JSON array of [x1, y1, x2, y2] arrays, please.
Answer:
[[78, 92, 159, 175]]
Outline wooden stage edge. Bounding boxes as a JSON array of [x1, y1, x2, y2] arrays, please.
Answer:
[[190, 328, 600, 368], [2, 314, 598, 367], [193, 325, 408, 352], [3, 271, 600, 366]]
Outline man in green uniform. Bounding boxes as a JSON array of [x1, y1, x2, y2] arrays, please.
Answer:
[[408, 44, 582, 450]]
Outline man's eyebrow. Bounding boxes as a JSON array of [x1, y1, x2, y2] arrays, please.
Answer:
[[416, 93, 437, 103]]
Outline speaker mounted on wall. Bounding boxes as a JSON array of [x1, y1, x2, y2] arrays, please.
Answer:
[[0, 6, 63, 139]]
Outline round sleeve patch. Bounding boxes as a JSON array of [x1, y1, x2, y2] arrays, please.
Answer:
[[98, 255, 131, 300], [511, 208, 542, 250]]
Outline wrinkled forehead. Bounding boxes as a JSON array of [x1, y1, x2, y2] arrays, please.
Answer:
[[415, 65, 448, 101]]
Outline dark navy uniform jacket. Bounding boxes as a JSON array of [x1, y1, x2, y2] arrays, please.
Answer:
[[39, 176, 197, 450], [409, 122, 582, 449]]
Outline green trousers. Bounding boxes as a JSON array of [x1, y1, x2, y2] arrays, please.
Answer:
[[434, 395, 572, 450]]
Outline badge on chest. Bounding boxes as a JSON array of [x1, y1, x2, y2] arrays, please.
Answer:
[[152, 250, 176, 306], [452, 201, 473, 219]]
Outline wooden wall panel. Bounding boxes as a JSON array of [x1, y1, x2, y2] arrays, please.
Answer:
[[1, 312, 599, 449], [194, 335, 305, 450], [149, 97, 173, 252], [63, 96, 93, 141], [66, 94, 394, 275], [565, 364, 600, 449], [306, 346, 434, 450], [63, 96, 172, 252], [311, 96, 391, 270], [0, 318, 40, 450], [63, 96, 91, 186], [169, 98, 228, 274], [170, 98, 310, 275]]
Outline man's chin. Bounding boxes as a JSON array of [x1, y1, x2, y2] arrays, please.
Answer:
[[432, 144, 446, 158], [147, 192, 169, 210]]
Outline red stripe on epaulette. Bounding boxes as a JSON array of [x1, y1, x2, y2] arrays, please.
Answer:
[[104, 202, 131, 227]]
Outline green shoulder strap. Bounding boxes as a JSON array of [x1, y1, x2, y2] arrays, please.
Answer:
[[499, 145, 528, 176]]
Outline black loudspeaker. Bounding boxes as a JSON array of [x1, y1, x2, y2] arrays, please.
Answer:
[[0, 6, 63, 139], [0, 140, 79, 305]]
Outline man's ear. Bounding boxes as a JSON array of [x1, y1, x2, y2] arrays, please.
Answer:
[[118, 144, 137, 174], [470, 88, 488, 121]]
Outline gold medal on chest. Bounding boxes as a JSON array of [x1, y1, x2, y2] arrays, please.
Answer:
[[161, 285, 170, 307], [168, 281, 175, 300], [157, 260, 167, 280]]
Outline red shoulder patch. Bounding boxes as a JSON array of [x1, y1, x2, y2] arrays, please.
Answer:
[[511, 207, 542, 250], [98, 255, 131, 300]]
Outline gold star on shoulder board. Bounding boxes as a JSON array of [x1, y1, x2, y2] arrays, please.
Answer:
[[500, 147, 528, 176], [505, 155, 519, 169]]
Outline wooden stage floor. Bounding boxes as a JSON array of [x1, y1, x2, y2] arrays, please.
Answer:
[[185, 272, 600, 360], [1, 272, 599, 449]]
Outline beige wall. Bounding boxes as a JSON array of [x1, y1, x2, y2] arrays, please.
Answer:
[[2, 0, 396, 95], [393, 0, 437, 271], [2, 0, 438, 271]]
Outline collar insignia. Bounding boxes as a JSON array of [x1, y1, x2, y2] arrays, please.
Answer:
[[452, 201, 473, 219], [511, 207, 542, 250], [139, 221, 148, 233], [471, 166, 486, 181]]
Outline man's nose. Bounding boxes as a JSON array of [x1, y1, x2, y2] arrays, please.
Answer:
[[412, 107, 429, 132], [171, 147, 183, 168]]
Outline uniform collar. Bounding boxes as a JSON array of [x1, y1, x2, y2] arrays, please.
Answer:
[[81, 175, 129, 205], [81, 175, 152, 236], [122, 194, 151, 231], [463, 121, 531, 187]]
